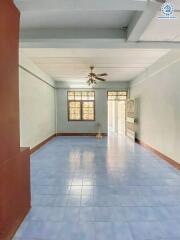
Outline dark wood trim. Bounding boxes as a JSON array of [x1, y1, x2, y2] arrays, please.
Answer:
[[136, 138, 180, 170], [57, 133, 107, 137], [30, 134, 56, 154]]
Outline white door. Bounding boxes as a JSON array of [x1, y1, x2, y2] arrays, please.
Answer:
[[108, 100, 126, 136], [117, 101, 126, 135], [108, 100, 116, 133]]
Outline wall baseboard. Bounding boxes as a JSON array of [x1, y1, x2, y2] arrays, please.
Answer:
[[135, 138, 180, 170], [30, 134, 56, 154], [57, 133, 107, 137], [30, 133, 108, 154]]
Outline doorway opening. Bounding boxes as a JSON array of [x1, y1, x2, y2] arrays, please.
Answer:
[[108, 91, 127, 136]]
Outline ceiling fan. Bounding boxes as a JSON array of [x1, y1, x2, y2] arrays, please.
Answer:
[[87, 66, 108, 86]]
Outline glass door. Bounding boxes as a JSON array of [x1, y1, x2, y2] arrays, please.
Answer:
[[108, 91, 127, 136]]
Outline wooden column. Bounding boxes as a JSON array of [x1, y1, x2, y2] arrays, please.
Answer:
[[0, 1, 31, 239]]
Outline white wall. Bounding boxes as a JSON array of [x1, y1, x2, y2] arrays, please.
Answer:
[[19, 51, 56, 149], [56, 81, 129, 134], [130, 50, 180, 164]]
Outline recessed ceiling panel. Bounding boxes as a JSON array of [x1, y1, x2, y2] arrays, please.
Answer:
[[21, 48, 169, 82]]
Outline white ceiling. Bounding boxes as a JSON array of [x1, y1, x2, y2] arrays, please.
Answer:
[[22, 48, 169, 82], [140, 11, 180, 42]]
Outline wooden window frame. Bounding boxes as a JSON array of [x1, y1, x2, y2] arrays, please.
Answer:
[[68, 91, 95, 121], [107, 91, 128, 101]]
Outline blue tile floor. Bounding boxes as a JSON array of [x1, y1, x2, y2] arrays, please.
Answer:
[[13, 136, 180, 240]]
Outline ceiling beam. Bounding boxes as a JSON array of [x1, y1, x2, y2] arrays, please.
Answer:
[[127, 0, 163, 41], [20, 37, 180, 49], [21, 28, 126, 40], [14, 0, 147, 12]]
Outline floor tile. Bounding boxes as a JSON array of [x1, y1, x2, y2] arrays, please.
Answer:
[[79, 207, 95, 222], [15, 221, 62, 240], [54, 194, 69, 206], [28, 207, 65, 222], [94, 222, 114, 240], [95, 222, 133, 240], [94, 207, 112, 222], [59, 222, 95, 240], [129, 221, 170, 240], [122, 207, 159, 221], [63, 207, 80, 222]]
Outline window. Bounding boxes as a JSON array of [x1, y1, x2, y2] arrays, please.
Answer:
[[108, 91, 127, 101], [68, 91, 95, 121]]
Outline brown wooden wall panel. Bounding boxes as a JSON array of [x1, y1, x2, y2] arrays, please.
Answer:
[[0, 150, 31, 240], [0, 0, 20, 162], [0, 1, 31, 239]]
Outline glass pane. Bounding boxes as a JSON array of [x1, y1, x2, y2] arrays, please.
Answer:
[[68, 91, 74, 96], [83, 114, 88, 120], [76, 102, 81, 107], [89, 102, 94, 107], [83, 102, 88, 108], [82, 101, 94, 120], [75, 92, 81, 96], [108, 91, 116, 96], [108, 91, 127, 100], [88, 91, 95, 100], [109, 96, 116, 100], [76, 114, 80, 119], [89, 96, 94, 100], [68, 91, 75, 100], [120, 92, 127, 96], [89, 114, 94, 120], [74, 92, 81, 100], [69, 101, 81, 120], [118, 96, 127, 100], [69, 102, 81, 108], [83, 109, 88, 114], [82, 92, 88, 100], [68, 96, 74, 100], [69, 102, 75, 108]]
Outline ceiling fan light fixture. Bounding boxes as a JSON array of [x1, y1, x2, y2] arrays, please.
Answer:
[[86, 66, 108, 86]]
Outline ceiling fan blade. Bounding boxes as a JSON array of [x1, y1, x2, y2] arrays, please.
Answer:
[[87, 79, 92, 86], [95, 76, 106, 81], [97, 73, 108, 77]]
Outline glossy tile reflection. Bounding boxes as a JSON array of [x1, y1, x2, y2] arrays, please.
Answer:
[[14, 136, 180, 240]]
